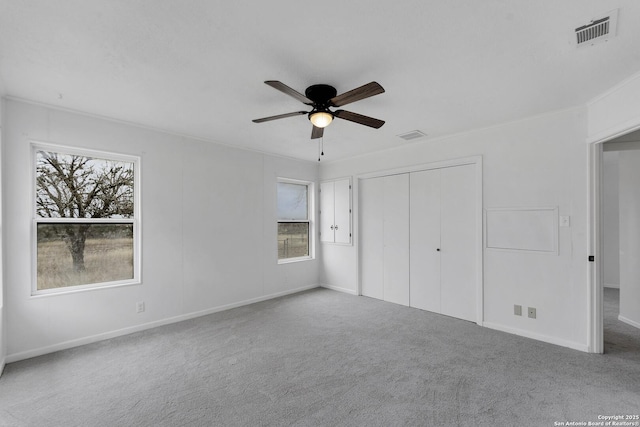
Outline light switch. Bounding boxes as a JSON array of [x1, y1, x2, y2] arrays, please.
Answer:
[[559, 215, 570, 227]]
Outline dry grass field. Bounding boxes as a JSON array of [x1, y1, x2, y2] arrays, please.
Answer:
[[37, 238, 134, 290], [277, 223, 309, 259]]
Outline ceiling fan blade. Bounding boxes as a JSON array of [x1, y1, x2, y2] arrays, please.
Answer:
[[265, 81, 314, 105], [252, 111, 308, 123], [311, 125, 324, 139], [329, 82, 385, 107], [334, 110, 385, 129]]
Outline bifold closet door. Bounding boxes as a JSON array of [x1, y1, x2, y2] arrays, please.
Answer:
[[409, 169, 441, 312], [360, 167, 474, 316], [382, 174, 410, 306], [440, 164, 476, 322], [360, 174, 409, 306], [360, 177, 384, 300], [408, 164, 477, 322]]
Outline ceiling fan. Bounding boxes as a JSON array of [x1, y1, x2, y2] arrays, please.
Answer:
[[252, 81, 385, 139]]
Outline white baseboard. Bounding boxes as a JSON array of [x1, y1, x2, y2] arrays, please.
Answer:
[[604, 283, 620, 289], [619, 315, 640, 330], [320, 283, 358, 295], [483, 321, 589, 353], [6, 284, 320, 364]]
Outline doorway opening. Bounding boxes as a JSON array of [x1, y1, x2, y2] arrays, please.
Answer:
[[590, 129, 640, 353]]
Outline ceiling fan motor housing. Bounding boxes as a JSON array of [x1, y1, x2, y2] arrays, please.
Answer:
[[305, 84, 337, 108]]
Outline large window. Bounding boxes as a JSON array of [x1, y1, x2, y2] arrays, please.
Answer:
[[277, 179, 313, 262], [33, 143, 140, 295]]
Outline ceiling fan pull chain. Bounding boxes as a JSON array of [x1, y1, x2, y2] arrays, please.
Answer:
[[321, 136, 324, 157]]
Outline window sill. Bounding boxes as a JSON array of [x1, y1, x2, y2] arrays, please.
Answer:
[[31, 279, 142, 298], [277, 256, 314, 265]]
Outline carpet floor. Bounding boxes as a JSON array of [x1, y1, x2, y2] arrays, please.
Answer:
[[0, 288, 638, 426]]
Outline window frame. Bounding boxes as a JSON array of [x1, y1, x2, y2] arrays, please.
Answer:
[[277, 177, 314, 264], [31, 142, 142, 296]]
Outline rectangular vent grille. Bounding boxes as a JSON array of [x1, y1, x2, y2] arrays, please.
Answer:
[[576, 17, 609, 44], [398, 130, 427, 141], [575, 10, 617, 47]]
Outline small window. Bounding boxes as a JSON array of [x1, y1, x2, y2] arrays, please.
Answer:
[[33, 143, 140, 295], [277, 179, 313, 262]]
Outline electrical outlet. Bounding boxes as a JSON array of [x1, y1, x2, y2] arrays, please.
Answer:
[[514, 305, 522, 316], [136, 301, 145, 313], [528, 307, 536, 319]]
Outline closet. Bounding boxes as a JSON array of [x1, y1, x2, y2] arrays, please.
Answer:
[[320, 178, 352, 244], [359, 162, 479, 323]]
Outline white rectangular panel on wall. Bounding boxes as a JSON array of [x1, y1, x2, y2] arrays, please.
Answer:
[[485, 207, 558, 254], [360, 177, 384, 300], [383, 174, 410, 306]]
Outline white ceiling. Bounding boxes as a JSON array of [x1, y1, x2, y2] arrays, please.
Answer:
[[1, 1, 640, 162]]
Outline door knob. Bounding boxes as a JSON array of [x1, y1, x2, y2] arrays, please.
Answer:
[[436, 248, 440, 252]]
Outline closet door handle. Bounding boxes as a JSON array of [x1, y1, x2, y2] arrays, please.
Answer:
[[436, 248, 440, 252], [334, 225, 339, 230], [330, 225, 334, 230]]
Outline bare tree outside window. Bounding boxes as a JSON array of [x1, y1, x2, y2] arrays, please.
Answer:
[[35, 149, 137, 291]]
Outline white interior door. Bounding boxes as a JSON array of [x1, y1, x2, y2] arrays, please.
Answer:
[[383, 174, 410, 306], [320, 181, 334, 243], [409, 169, 441, 312], [360, 177, 384, 300], [440, 164, 477, 322], [334, 179, 351, 244]]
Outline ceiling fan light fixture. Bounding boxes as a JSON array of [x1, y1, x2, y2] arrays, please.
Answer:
[[309, 111, 333, 128]]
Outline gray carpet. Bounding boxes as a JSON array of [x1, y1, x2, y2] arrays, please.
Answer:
[[604, 287, 640, 358], [0, 288, 638, 426]]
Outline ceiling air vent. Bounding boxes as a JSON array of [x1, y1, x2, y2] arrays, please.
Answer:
[[575, 9, 618, 47], [398, 130, 427, 141]]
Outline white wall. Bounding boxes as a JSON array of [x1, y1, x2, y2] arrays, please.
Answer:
[[2, 99, 319, 361], [602, 151, 620, 288], [320, 107, 590, 351], [618, 150, 640, 329]]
